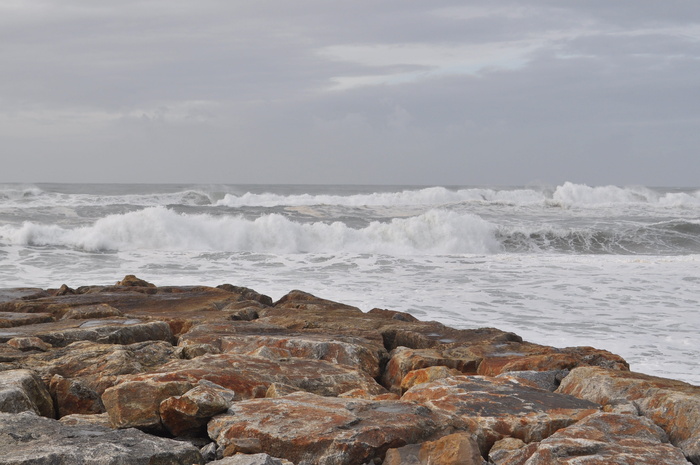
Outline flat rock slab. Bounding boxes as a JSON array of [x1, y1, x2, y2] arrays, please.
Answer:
[[0, 319, 173, 347], [558, 366, 700, 464], [493, 412, 690, 465], [401, 375, 600, 452], [0, 411, 203, 465], [0, 312, 54, 328], [208, 391, 449, 465]]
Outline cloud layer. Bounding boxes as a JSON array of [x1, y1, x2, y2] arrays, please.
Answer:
[[2, 1, 699, 185]]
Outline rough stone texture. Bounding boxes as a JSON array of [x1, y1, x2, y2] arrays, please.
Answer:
[[58, 411, 113, 428], [0, 318, 174, 347], [0, 369, 54, 417], [160, 380, 236, 437], [492, 413, 691, 465], [469, 343, 630, 376], [60, 303, 124, 320], [0, 311, 54, 328], [401, 375, 600, 453], [7, 336, 52, 352], [399, 365, 463, 394], [21, 340, 178, 417], [496, 369, 569, 392], [208, 454, 294, 465], [219, 333, 386, 378], [488, 437, 527, 464], [0, 411, 204, 464], [383, 346, 481, 393], [558, 366, 700, 464], [103, 353, 386, 431], [102, 378, 194, 431], [384, 432, 485, 465], [208, 391, 449, 465]]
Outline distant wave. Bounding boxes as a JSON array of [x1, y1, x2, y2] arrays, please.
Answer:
[[216, 183, 700, 209], [1, 183, 698, 210], [0, 207, 501, 255]]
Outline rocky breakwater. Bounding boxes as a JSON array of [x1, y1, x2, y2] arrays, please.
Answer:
[[0, 275, 696, 464]]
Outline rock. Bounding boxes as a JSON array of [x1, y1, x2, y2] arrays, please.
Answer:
[[0, 319, 174, 347], [21, 340, 178, 416], [0, 369, 54, 417], [0, 311, 53, 328], [401, 375, 600, 454], [0, 411, 203, 464], [160, 380, 236, 437], [209, 453, 294, 465], [60, 303, 123, 320], [399, 366, 463, 394], [50, 374, 104, 417], [219, 333, 385, 378], [59, 411, 113, 428], [7, 336, 52, 352], [116, 274, 156, 287], [102, 378, 194, 431], [488, 437, 526, 463], [496, 369, 569, 392], [557, 366, 700, 464], [492, 413, 690, 465], [383, 347, 478, 393], [384, 432, 484, 465], [102, 353, 386, 432], [208, 391, 449, 465]]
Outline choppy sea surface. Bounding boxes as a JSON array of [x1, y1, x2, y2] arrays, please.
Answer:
[[1, 182, 698, 384]]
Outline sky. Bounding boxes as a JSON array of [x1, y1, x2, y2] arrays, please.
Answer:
[[1, 0, 699, 186]]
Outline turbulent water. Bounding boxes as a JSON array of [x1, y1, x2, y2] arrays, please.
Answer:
[[1, 182, 698, 384]]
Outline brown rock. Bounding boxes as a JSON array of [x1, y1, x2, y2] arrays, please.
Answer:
[[102, 378, 194, 431], [50, 374, 104, 417], [557, 366, 700, 464], [0, 318, 174, 347], [7, 336, 52, 352], [159, 380, 235, 437], [115, 274, 156, 287], [0, 311, 54, 328], [383, 347, 478, 393], [0, 369, 54, 417], [220, 333, 385, 378], [487, 437, 526, 463], [401, 375, 600, 453], [60, 303, 123, 320], [385, 432, 484, 465], [59, 411, 113, 428], [400, 366, 463, 394], [208, 391, 449, 465], [493, 413, 690, 465]]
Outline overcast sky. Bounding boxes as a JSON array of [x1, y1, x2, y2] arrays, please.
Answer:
[[1, 1, 699, 186]]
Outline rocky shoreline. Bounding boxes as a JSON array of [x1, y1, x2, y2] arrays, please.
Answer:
[[0, 275, 697, 464]]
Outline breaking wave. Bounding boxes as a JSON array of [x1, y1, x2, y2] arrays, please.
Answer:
[[0, 207, 501, 255]]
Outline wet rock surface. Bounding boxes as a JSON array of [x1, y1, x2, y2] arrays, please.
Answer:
[[0, 276, 696, 464]]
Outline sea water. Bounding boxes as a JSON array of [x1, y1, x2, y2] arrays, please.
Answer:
[[0, 182, 698, 384]]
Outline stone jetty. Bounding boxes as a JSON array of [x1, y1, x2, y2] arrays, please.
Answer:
[[0, 275, 697, 464]]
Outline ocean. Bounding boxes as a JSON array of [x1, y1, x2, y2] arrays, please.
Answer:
[[0, 182, 698, 385]]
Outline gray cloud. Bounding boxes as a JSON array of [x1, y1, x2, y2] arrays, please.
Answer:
[[1, 1, 698, 186]]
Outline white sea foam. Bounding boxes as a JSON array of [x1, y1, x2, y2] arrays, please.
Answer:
[[0, 207, 500, 255]]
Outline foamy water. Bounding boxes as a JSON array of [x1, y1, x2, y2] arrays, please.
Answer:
[[1, 183, 698, 385]]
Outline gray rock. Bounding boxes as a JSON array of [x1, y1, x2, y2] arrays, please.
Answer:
[[0, 411, 203, 464], [0, 369, 54, 417], [208, 453, 294, 464], [496, 369, 569, 392]]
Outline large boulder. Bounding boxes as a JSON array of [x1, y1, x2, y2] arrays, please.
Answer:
[[102, 353, 386, 432], [0, 411, 203, 464], [208, 391, 449, 465], [491, 412, 690, 464], [401, 375, 600, 453], [557, 366, 700, 464], [0, 369, 54, 417], [384, 432, 485, 465]]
